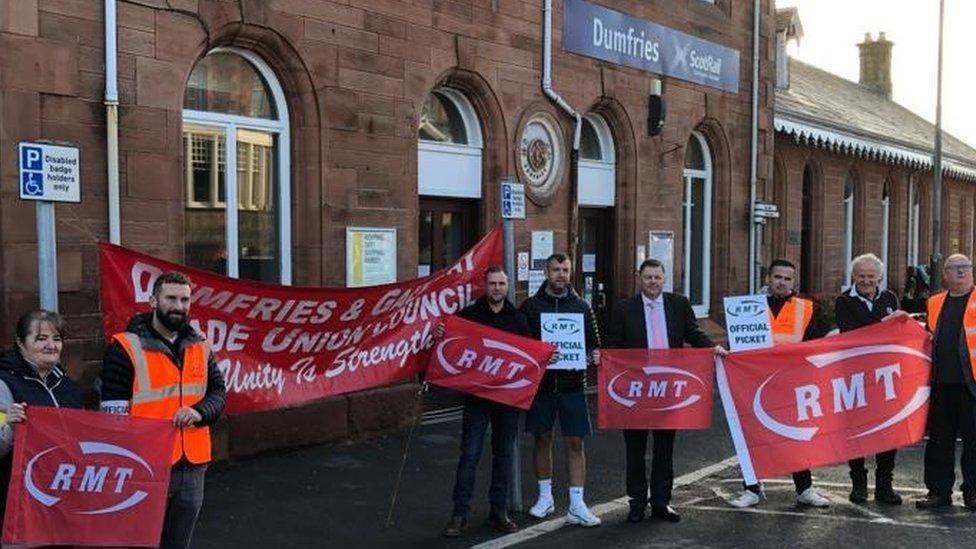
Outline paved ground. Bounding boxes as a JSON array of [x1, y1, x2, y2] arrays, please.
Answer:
[[193, 393, 976, 548]]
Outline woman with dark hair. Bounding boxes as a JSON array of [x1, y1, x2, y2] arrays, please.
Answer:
[[0, 310, 83, 527]]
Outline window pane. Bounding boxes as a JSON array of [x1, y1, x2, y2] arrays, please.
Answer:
[[184, 52, 275, 119], [418, 210, 433, 276], [684, 136, 705, 170], [690, 178, 705, 303], [580, 118, 602, 160], [238, 131, 279, 283], [441, 212, 464, 266], [419, 92, 467, 144], [185, 131, 228, 275]]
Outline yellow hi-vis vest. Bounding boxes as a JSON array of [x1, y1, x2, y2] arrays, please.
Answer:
[[769, 296, 813, 345]]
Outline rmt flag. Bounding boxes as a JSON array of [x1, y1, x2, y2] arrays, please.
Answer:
[[717, 316, 931, 484], [3, 408, 174, 547], [598, 348, 715, 430], [426, 315, 555, 409]]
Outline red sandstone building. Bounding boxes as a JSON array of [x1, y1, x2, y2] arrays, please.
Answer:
[[0, 1, 971, 456]]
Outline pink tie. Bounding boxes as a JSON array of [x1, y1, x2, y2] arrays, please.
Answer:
[[648, 301, 668, 349]]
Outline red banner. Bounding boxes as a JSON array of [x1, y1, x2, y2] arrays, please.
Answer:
[[717, 316, 931, 484], [426, 315, 554, 410], [2, 408, 174, 547], [99, 226, 503, 413], [598, 348, 715, 430]]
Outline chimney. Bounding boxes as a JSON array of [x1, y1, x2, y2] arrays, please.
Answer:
[[858, 31, 893, 99]]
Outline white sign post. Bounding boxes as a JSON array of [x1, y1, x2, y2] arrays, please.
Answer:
[[540, 312, 587, 370], [18, 142, 81, 312], [723, 294, 774, 352]]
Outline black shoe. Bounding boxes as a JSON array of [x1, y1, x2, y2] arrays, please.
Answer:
[[443, 515, 467, 537], [849, 482, 868, 503], [875, 484, 903, 505], [650, 505, 681, 523], [964, 492, 976, 511], [626, 505, 646, 523], [489, 511, 518, 533], [915, 494, 952, 510]]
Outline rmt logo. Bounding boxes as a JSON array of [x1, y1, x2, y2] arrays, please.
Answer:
[[725, 299, 766, 318], [753, 344, 931, 441], [25, 441, 156, 514], [541, 317, 581, 335], [606, 366, 707, 411]]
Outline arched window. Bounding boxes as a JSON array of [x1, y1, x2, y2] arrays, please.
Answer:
[[417, 88, 483, 198], [182, 48, 291, 283], [881, 179, 891, 289], [578, 114, 615, 206], [682, 131, 712, 317], [417, 88, 483, 277], [907, 174, 920, 266], [843, 173, 856, 285]]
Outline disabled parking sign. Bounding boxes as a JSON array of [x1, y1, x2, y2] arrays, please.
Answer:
[[18, 142, 80, 202]]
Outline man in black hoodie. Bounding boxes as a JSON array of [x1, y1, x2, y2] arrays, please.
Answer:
[[441, 266, 530, 538], [520, 253, 602, 527], [99, 271, 226, 549]]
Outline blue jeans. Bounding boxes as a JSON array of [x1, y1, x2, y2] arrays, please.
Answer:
[[160, 462, 208, 549], [451, 396, 519, 516]]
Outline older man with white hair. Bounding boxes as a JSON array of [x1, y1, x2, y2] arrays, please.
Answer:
[[834, 253, 905, 505]]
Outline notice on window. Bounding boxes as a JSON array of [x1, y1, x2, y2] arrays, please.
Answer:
[[540, 312, 587, 370], [528, 270, 545, 295], [347, 227, 397, 287], [648, 231, 674, 292], [531, 231, 554, 270], [723, 294, 773, 352]]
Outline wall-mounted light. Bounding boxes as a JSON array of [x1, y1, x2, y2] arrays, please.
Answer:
[[648, 77, 665, 136]]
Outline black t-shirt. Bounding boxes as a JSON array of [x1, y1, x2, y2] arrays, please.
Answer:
[[933, 292, 971, 385]]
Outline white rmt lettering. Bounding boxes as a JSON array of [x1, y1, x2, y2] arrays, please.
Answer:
[[648, 380, 667, 398], [831, 372, 867, 413], [114, 467, 134, 493], [79, 465, 109, 492], [628, 381, 643, 398], [875, 363, 901, 401], [795, 385, 822, 421], [49, 463, 76, 491]]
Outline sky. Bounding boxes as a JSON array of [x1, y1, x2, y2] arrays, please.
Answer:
[[775, 0, 976, 148]]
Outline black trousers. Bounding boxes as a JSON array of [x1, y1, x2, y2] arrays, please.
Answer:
[[745, 470, 811, 495], [848, 449, 897, 485], [923, 384, 976, 498], [624, 429, 675, 507]]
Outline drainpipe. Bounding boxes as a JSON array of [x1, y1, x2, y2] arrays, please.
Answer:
[[105, 0, 121, 244], [747, 0, 761, 292], [542, 0, 582, 255]]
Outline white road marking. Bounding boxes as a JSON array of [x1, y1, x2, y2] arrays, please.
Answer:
[[716, 478, 928, 494], [681, 504, 973, 531], [472, 456, 740, 549]]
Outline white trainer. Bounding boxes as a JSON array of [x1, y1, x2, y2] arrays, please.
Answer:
[[529, 496, 555, 518], [566, 504, 602, 527], [729, 489, 761, 508], [796, 488, 830, 508]]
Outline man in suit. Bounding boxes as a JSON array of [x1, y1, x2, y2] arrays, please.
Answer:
[[917, 253, 976, 510], [606, 258, 726, 523]]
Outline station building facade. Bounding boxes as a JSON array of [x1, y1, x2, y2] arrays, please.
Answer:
[[7, 1, 973, 455]]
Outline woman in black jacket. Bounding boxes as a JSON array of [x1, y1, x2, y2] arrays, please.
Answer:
[[0, 310, 83, 527]]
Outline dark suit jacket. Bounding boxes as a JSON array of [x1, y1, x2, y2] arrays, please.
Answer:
[[606, 292, 714, 350]]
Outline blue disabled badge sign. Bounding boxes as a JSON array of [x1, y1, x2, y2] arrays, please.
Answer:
[[18, 142, 81, 203], [540, 312, 587, 370], [723, 295, 773, 352]]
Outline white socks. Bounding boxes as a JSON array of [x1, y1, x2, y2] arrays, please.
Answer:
[[569, 486, 585, 509], [538, 478, 553, 501]]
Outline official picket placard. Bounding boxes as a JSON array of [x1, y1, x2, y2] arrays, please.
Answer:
[[723, 294, 773, 351], [540, 312, 587, 370]]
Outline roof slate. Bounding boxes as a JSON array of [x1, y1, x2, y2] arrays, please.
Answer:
[[775, 57, 976, 167]]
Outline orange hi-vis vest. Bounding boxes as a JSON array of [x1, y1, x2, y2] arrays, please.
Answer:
[[926, 289, 976, 381], [769, 296, 813, 345], [113, 332, 212, 465]]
